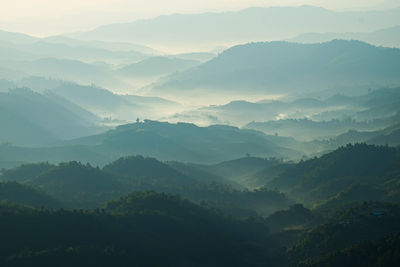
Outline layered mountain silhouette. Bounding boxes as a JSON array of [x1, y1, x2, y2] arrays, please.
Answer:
[[70, 6, 400, 48], [290, 26, 400, 48], [152, 40, 400, 95], [0, 88, 104, 145]]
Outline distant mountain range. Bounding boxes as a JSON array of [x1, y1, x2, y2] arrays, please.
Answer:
[[243, 87, 400, 140], [0, 80, 191, 149], [117, 56, 201, 77], [50, 82, 181, 121], [0, 29, 214, 91], [0, 88, 104, 146], [4, 58, 130, 90], [290, 25, 400, 48], [331, 123, 400, 147], [152, 40, 400, 96], [0, 156, 292, 215], [0, 29, 159, 90], [266, 143, 400, 205], [0, 30, 156, 74], [0, 120, 302, 169], [167, 87, 400, 127], [69, 6, 400, 49], [1, 147, 400, 266]]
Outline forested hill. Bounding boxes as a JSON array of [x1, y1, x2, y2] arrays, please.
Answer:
[[153, 40, 400, 94], [289, 202, 400, 266], [1, 146, 400, 266], [0, 88, 103, 145], [0, 158, 292, 215], [0, 193, 282, 266], [266, 144, 400, 206], [15, 120, 298, 165]]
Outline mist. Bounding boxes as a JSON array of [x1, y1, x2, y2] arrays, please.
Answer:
[[1, 1, 400, 266]]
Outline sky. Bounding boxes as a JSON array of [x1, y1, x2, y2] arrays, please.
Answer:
[[0, 0, 398, 36]]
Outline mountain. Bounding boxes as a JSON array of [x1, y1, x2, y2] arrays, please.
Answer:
[[291, 25, 400, 48], [4, 58, 129, 90], [152, 40, 400, 96], [265, 204, 319, 233], [0, 184, 398, 266], [0, 120, 302, 166], [167, 87, 400, 129], [246, 118, 396, 142], [51, 83, 135, 118], [0, 38, 148, 64], [166, 161, 242, 187], [172, 99, 330, 126], [0, 182, 62, 208], [333, 123, 400, 147], [167, 156, 296, 190], [313, 184, 389, 217], [0, 143, 111, 170], [0, 79, 15, 92], [103, 155, 197, 188], [191, 157, 281, 187], [103, 156, 291, 216], [241, 160, 293, 189], [27, 162, 125, 195], [5, 161, 129, 209], [290, 202, 400, 265], [14, 41, 148, 64], [0, 30, 153, 63], [247, 119, 366, 141], [266, 144, 400, 205], [0, 31, 156, 92], [0, 160, 178, 209], [0, 162, 54, 183], [0, 88, 104, 146], [240, 87, 400, 141], [0, 157, 292, 216], [0, 29, 38, 44], [302, 232, 400, 267], [0, 42, 37, 61], [43, 35, 157, 54], [50, 82, 181, 122], [0, 30, 153, 90], [70, 6, 400, 49], [172, 52, 216, 62], [75, 120, 301, 163], [0, 192, 281, 266], [117, 56, 200, 77]]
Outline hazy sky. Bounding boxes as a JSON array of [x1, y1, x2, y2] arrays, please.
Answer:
[[0, 0, 398, 36]]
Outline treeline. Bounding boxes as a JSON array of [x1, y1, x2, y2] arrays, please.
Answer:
[[1, 144, 400, 265], [0, 156, 291, 216], [264, 144, 400, 213], [0, 192, 282, 267]]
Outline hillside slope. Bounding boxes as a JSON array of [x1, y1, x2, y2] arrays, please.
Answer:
[[153, 40, 400, 95]]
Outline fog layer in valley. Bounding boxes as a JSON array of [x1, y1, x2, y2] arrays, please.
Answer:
[[1, 3, 400, 266]]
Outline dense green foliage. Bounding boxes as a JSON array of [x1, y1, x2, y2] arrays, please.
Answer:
[[0, 182, 61, 208], [265, 204, 320, 233], [267, 144, 400, 206], [0, 193, 282, 267], [0, 157, 292, 215], [290, 202, 400, 265], [0, 162, 53, 182], [299, 232, 400, 267], [1, 145, 400, 265], [103, 155, 196, 187], [0, 120, 300, 167], [1, 6, 400, 266]]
